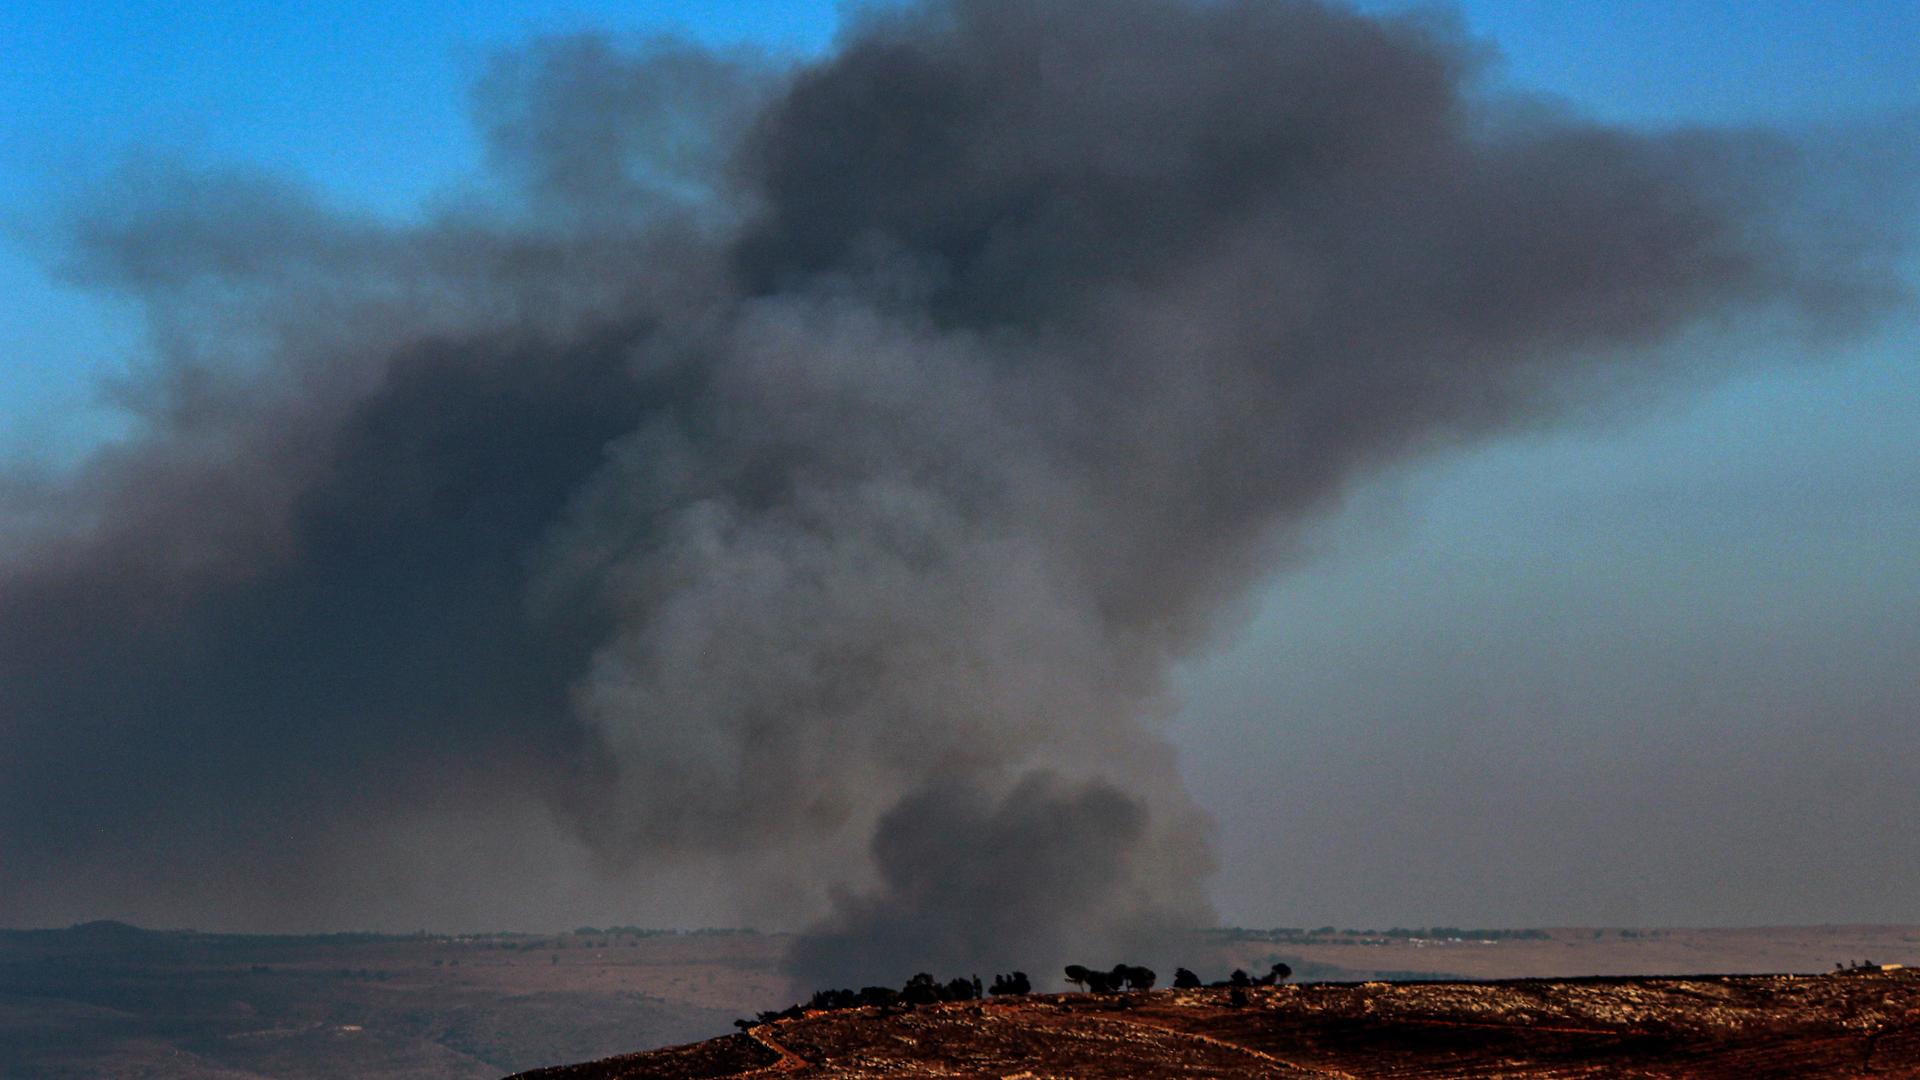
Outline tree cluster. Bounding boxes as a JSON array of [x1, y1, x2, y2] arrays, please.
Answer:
[[1063, 963, 1156, 992], [1226, 962, 1292, 987], [735, 958, 1293, 1031], [738, 969, 1033, 1030], [1169, 962, 1291, 990], [1062, 960, 1291, 994], [989, 971, 1032, 995]]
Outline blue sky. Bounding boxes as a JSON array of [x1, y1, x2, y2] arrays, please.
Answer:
[[2, 1, 1916, 929], [2, 1, 1916, 457]]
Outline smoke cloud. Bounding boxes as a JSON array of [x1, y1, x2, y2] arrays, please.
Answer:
[[0, 1, 1893, 984]]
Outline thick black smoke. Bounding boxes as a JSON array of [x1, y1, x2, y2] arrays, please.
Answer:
[[0, 1, 1891, 981]]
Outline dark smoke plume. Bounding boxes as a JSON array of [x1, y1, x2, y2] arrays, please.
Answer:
[[0, 1, 1893, 982]]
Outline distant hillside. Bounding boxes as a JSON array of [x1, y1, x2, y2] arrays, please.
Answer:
[[7, 923, 1917, 1076], [0, 923, 785, 1077], [512, 969, 1920, 1078]]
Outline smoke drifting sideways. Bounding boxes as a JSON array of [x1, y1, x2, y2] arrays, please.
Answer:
[[0, 1, 1897, 984]]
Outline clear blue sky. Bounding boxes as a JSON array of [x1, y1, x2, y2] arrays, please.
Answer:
[[2, 1, 1916, 929]]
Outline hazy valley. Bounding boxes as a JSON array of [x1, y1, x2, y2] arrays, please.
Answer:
[[7, 921, 1917, 1077]]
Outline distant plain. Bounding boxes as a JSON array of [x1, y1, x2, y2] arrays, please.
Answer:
[[5, 921, 1916, 1078]]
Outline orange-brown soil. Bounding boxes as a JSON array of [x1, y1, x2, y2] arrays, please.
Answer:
[[512, 969, 1920, 1078]]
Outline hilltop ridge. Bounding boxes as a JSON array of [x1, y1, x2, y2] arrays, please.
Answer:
[[512, 968, 1920, 1078]]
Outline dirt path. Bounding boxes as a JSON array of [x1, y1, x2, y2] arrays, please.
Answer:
[[1066, 1011, 1361, 1078], [738, 1025, 811, 1075], [523, 971, 1920, 1079]]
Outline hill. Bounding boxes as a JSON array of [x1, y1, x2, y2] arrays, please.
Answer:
[[0, 924, 782, 1077], [511, 968, 1920, 1078], [6, 923, 1916, 1076]]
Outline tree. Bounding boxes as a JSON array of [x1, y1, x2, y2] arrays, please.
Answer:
[[1173, 967, 1202, 989], [1254, 962, 1292, 986], [902, 972, 941, 1005], [1116, 964, 1156, 991]]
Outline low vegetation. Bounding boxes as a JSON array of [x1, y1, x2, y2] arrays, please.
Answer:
[[529, 969, 1920, 1079], [744, 960, 1293, 1031]]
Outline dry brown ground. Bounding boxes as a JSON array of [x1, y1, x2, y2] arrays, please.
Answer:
[[512, 968, 1920, 1079], [8, 924, 1917, 1077]]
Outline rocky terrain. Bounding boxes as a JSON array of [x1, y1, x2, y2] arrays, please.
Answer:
[[8, 923, 1917, 1077], [513, 968, 1920, 1078]]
